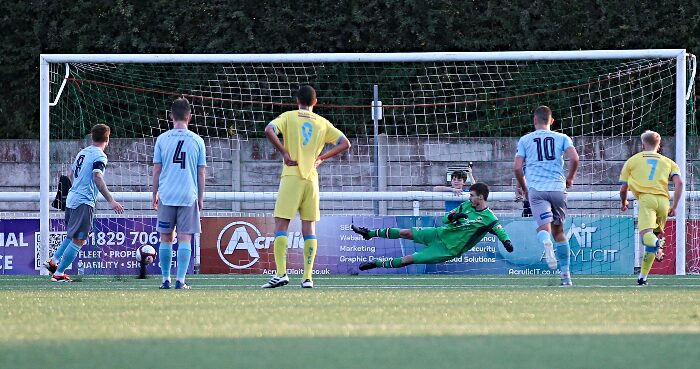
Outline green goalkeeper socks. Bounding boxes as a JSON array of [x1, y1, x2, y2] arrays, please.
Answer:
[[374, 257, 404, 268], [371, 228, 400, 239]]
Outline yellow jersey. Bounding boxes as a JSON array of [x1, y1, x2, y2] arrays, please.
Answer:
[[619, 151, 680, 198], [270, 109, 344, 180]]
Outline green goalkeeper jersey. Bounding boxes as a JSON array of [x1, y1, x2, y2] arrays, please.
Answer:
[[437, 201, 510, 254]]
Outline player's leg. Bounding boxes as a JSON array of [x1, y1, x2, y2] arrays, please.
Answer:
[[156, 205, 177, 289], [300, 221, 316, 288], [351, 225, 412, 240], [260, 217, 292, 288], [173, 233, 192, 289], [528, 189, 557, 270], [359, 228, 443, 271], [550, 191, 572, 285], [263, 176, 303, 288], [44, 210, 73, 275], [297, 178, 321, 288], [653, 199, 670, 262], [636, 195, 664, 285], [172, 204, 200, 289], [360, 254, 415, 270], [53, 205, 93, 282]]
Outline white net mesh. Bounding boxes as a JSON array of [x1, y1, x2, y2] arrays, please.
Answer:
[[45, 55, 694, 275]]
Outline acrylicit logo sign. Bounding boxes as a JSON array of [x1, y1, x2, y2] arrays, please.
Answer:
[[216, 221, 276, 269]]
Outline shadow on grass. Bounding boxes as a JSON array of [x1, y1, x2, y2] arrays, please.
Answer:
[[2, 333, 700, 369]]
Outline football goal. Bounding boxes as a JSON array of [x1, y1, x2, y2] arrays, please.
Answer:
[[36, 50, 696, 276]]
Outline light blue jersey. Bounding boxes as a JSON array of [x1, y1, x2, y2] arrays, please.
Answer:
[[515, 129, 574, 192], [66, 146, 108, 209], [154, 129, 206, 206]]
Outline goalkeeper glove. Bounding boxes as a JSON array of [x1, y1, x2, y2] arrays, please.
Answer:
[[447, 212, 468, 222], [503, 240, 514, 253]]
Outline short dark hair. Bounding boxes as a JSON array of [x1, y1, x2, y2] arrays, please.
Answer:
[[171, 97, 191, 121], [91, 124, 110, 143], [470, 182, 490, 200], [533, 105, 552, 124], [451, 170, 467, 181], [296, 85, 316, 106]]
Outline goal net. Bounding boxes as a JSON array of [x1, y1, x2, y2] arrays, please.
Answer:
[[40, 51, 696, 277]]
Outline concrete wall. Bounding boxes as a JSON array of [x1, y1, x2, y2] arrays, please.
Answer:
[[0, 136, 694, 215]]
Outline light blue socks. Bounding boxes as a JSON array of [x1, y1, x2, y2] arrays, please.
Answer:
[[56, 242, 81, 274], [555, 241, 571, 275], [537, 230, 551, 244], [159, 242, 173, 282], [51, 237, 72, 264], [176, 241, 192, 282]]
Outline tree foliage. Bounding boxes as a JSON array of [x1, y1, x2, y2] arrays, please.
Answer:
[[1, 0, 698, 138]]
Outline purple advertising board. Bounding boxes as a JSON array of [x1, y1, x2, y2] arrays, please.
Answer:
[[0, 217, 192, 275]]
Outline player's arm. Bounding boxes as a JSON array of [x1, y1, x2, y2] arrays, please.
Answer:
[[487, 222, 513, 252], [315, 135, 351, 168], [444, 202, 468, 223], [619, 183, 630, 211], [197, 165, 206, 210], [93, 163, 124, 214], [618, 160, 631, 211], [152, 163, 161, 210], [513, 155, 527, 198], [564, 146, 579, 188], [264, 123, 297, 166], [197, 139, 207, 210], [669, 174, 683, 216]]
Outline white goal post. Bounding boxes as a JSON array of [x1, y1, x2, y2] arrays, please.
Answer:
[[37, 50, 692, 275]]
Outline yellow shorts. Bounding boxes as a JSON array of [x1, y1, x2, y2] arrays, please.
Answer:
[[637, 194, 670, 232], [273, 175, 320, 221]]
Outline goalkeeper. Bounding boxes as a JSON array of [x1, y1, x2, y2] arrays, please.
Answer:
[[352, 182, 513, 271]]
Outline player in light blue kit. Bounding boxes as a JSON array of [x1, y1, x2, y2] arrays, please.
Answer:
[[513, 106, 579, 286], [44, 124, 124, 281], [153, 97, 206, 290]]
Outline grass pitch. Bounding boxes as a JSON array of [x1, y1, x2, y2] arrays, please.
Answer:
[[2, 275, 700, 369]]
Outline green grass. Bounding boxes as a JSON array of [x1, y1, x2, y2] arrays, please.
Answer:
[[2, 275, 700, 369]]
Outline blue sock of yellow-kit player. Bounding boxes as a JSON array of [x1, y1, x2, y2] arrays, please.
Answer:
[[273, 232, 288, 277], [639, 232, 661, 281]]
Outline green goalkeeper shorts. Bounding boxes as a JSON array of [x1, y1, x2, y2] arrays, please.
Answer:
[[410, 227, 458, 264]]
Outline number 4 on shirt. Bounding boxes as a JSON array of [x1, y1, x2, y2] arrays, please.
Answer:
[[172, 140, 186, 169]]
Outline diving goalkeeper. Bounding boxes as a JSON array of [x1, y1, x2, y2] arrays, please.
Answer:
[[352, 182, 514, 270]]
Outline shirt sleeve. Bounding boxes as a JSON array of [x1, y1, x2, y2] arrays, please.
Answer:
[[670, 160, 681, 177], [92, 153, 107, 174], [619, 159, 631, 183], [562, 134, 574, 151], [153, 137, 162, 164], [198, 137, 207, 167], [515, 137, 526, 158], [324, 120, 344, 145], [269, 113, 287, 136], [442, 202, 462, 224], [489, 222, 511, 243]]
